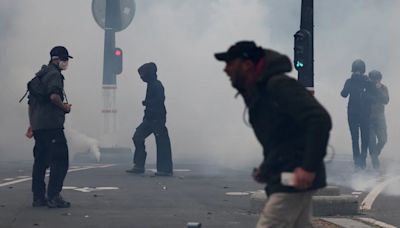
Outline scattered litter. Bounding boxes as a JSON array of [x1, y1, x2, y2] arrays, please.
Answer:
[[84, 215, 89, 218], [62, 212, 72, 216], [187, 222, 202, 228], [162, 186, 167, 190]]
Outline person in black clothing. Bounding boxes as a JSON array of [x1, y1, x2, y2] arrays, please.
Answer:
[[367, 70, 389, 169], [341, 59, 370, 170], [215, 41, 331, 227], [26, 46, 73, 208], [126, 62, 173, 176]]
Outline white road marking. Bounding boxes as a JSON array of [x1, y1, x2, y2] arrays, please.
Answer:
[[360, 175, 400, 210], [356, 217, 397, 228], [3, 178, 14, 181], [0, 164, 115, 188], [352, 191, 363, 195], [16, 176, 30, 179], [225, 192, 250, 196], [63, 186, 119, 193], [147, 169, 191, 172]]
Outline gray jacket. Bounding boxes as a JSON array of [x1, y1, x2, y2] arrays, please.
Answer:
[[29, 63, 66, 130]]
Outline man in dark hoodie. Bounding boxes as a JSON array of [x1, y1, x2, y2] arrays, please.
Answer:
[[25, 46, 72, 208], [341, 59, 371, 170], [126, 62, 173, 176], [215, 41, 331, 227]]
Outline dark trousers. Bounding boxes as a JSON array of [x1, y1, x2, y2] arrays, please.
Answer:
[[369, 116, 387, 168], [32, 129, 69, 199], [348, 112, 369, 168], [132, 118, 172, 172]]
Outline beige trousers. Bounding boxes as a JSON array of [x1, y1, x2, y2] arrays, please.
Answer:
[[256, 191, 315, 228]]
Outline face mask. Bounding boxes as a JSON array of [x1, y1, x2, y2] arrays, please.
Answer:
[[59, 60, 69, 71]]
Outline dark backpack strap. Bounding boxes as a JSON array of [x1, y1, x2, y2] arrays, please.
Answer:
[[19, 90, 29, 103]]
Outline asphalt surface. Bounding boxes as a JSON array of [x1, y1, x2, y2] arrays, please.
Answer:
[[325, 154, 400, 227], [1, 154, 400, 228], [0, 161, 264, 228]]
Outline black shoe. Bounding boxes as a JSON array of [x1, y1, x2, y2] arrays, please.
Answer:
[[155, 171, 173, 176], [47, 194, 71, 208], [126, 166, 145, 174], [32, 198, 47, 207]]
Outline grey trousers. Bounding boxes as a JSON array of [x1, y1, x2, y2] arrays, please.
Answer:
[[256, 191, 315, 228]]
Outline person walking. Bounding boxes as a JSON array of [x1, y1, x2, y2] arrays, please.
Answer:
[[126, 62, 173, 176], [215, 41, 331, 227]]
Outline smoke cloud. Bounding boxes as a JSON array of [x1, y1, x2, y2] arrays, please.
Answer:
[[0, 1, 399, 181]]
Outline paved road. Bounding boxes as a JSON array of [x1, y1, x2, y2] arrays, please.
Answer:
[[1, 155, 399, 228], [0, 161, 264, 228], [326, 154, 400, 227]]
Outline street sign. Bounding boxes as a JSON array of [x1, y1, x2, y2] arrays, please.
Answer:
[[92, 0, 136, 32]]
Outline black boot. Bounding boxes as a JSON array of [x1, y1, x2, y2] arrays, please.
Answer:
[[47, 194, 71, 208]]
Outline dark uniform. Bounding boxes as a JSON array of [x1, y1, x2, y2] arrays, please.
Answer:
[[127, 62, 173, 175], [29, 64, 68, 204], [341, 60, 370, 169], [368, 70, 389, 169]]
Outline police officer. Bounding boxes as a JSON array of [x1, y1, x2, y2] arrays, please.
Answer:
[[341, 59, 371, 170], [126, 62, 173, 176], [367, 70, 389, 169], [26, 46, 72, 208]]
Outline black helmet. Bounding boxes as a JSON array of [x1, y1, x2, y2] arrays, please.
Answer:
[[369, 70, 382, 81], [351, 59, 366, 74]]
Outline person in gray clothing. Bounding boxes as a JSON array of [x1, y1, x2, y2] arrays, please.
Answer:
[[367, 70, 389, 169], [26, 46, 73, 208]]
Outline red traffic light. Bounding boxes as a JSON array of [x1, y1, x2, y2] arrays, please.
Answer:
[[115, 49, 122, 56]]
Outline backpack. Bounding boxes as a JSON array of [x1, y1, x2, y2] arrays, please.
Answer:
[[19, 65, 49, 103]]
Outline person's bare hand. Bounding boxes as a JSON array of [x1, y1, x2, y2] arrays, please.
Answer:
[[252, 167, 266, 183], [25, 126, 33, 139], [63, 103, 72, 113], [293, 167, 315, 190]]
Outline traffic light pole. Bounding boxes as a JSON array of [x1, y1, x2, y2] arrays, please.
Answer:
[[102, 0, 120, 147], [297, 0, 314, 92]]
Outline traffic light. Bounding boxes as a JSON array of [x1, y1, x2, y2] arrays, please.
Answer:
[[294, 29, 312, 71], [113, 47, 123, 75]]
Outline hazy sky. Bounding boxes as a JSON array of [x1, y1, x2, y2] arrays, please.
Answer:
[[1, 0, 399, 169]]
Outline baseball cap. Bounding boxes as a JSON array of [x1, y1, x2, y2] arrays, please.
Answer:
[[50, 46, 73, 60], [214, 41, 262, 62]]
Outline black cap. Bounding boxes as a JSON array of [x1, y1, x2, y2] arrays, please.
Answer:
[[50, 46, 73, 60], [214, 41, 263, 62]]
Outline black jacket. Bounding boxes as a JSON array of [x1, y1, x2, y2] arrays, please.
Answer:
[[341, 73, 371, 115], [243, 50, 332, 195], [143, 79, 167, 121]]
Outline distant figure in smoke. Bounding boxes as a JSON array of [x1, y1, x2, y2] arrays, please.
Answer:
[[341, 59, 371, 170], [25, 46, 73, 208], [367, 70, 389, 169], [126, 62, 173, 176], [215, 41, 331, 228]]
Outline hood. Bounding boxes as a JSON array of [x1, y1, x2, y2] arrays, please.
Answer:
[[257, 49, 292, 83]]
